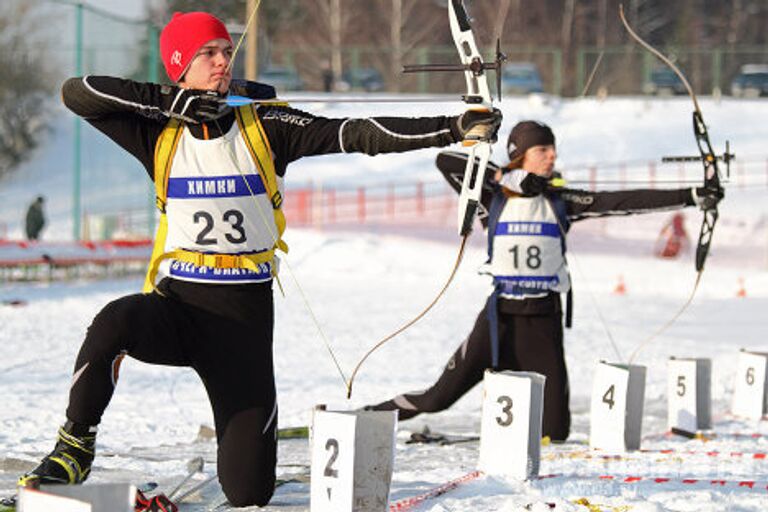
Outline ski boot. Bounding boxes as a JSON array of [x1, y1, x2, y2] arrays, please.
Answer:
[[18, 421, 96, 488]]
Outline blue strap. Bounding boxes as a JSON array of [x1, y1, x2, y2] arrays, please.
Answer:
[[486, 189, 506, 262], [486, 286, 501, 369], [547, 193, 570, 253]]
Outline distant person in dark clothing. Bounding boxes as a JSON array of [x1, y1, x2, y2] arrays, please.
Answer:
[[25, 196, 46, 241]]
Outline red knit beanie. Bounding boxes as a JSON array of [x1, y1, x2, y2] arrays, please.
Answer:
[[159, 12, 232, 83]]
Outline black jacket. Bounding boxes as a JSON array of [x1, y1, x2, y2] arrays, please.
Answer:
[[435, 150, 695, 229], [435, 150, 697, 315], [61, 76, 462, 179]]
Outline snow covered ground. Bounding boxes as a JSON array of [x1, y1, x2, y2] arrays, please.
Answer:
[[1, 95, 768, 510], [1, 223, 767, 511]]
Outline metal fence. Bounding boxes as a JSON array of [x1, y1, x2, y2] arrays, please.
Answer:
[[3, 1, 162, 242]]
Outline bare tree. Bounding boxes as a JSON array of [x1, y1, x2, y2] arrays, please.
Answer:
[[561, 0, 576, 57], [365, 0, 444, 92], [0, 1, 54, 181], [289, 0, 353, 89], [148, 0, 768, 95], [390, 0, 403, 92]]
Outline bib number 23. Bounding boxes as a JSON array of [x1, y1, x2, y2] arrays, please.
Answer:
[[194, 209, 247, 245]]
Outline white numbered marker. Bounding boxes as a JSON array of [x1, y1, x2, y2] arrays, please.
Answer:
[[20, 483, 137, 512], [310, 409, 396, 512], [479, 370, 545, 479], [732, 349, 768, 420], [589, 361, 646, 451], [18, 489, 91, 512], [667, 357, 711, 433]]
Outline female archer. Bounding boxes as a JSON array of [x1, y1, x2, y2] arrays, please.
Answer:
[[366, 120, 723, 441]]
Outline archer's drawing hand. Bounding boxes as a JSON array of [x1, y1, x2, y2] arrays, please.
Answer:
[[164, 87, 228, 124], [499, 170, 549, 197]]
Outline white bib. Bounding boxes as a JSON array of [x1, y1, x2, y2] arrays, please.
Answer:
[[489, 195, 570, 299], [159, 122, 283, 284]]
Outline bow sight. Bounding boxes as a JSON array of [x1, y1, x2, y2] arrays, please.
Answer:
[[662, 140, 734, 182], [402, 39, 507, 103]]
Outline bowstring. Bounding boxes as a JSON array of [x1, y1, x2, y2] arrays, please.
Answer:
[[346, 234, 470, 399], [209, 115, 350, 388], [568, 47, 625, 363], [226, 0, 261, 75], [619, 4, 708, 364], [207, 0, 349, 389], [627, 271, 702, 364]]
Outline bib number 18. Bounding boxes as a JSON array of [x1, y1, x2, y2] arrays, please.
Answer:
[[509, 245, 542, 270]]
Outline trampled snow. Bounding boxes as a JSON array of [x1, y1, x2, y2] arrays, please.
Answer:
[[1, 95, 767, 510]]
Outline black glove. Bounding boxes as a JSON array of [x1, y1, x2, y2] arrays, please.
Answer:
[[454, 108, 503, 142], [499, 170, 549, 196], [692, 186, 724, 210], [163, 87, 228, 124], [520, 173, 550, 196]]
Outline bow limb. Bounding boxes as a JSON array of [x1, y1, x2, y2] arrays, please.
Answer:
[[451, 0, 495, 237], [619, 5, 721, 273]]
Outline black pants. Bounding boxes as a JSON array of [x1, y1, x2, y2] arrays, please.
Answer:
[[369, 295, 571, 441], [65, 278, 277, 507]]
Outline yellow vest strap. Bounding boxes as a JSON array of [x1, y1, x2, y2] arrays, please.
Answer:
[[152, 118, 183, 212], [234, 105, 288, 253], [145, 249, 276, 293]]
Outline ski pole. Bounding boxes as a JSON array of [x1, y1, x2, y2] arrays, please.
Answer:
[[168, 456, 204, 500]]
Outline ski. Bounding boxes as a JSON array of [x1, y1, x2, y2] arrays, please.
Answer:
[[278, 426, 309, 439], [204, 469, 311, 510], [202, 424, 308, 441], [275, 470, 311, 488]]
